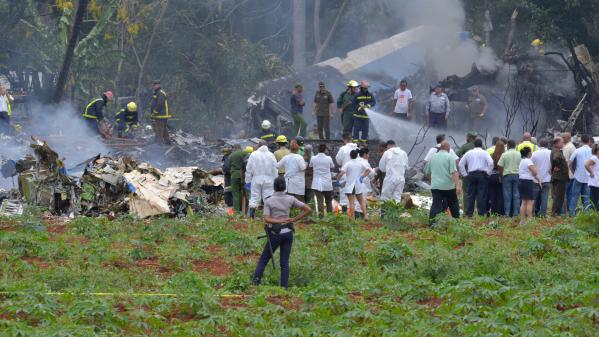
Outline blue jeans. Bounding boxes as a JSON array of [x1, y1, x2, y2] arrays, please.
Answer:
[[503, 174, 520, 217], [253, 230, 293, 288], [534, 182, 550, 217], [566, 179, 574, 213], [568, 180, 590, 216]]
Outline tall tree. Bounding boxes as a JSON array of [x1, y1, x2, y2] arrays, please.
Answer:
[[292, 0, 306, 70], [52, 0, 89, 103]]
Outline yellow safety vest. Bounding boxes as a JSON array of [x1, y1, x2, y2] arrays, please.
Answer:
[[1, 95, 12, 116], [82, 98, 103, 119], [152, 90, 171, 119]]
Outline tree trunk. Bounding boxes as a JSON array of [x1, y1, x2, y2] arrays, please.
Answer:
[[51, 0, 88, 104], [292, 0, 306, 71], [135, 0, 169, 103], [503, 8, 518, 58], [313, 0, 348, 64]]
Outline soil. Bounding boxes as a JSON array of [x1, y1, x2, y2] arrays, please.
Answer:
[[193, 259, 232, 276], [234, 253, 260, 263], [233, 222, 249, 232], [266, 295, 303, 310], [207, 244, 223, 255], [417, 297, 443, 308], [21, 257, 51, 269], [46, 225, 68, 234], [219, 296, 248, 309], [361, 222, 383, 231], [556, 303, 582, 312]]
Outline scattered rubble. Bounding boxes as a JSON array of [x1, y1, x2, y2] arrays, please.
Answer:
[[2, 138, 224, 218]]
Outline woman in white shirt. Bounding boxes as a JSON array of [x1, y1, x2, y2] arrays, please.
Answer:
[[310, 144, 335, 216], [277, 140, 306, 200], [518, 147, 542, 223], [337, 149, 372, 220], [584, 144, 599, 210]]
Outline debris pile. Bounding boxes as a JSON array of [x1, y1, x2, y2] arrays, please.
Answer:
[[3, 138, 224, 218], [17, 138, 80, 215]]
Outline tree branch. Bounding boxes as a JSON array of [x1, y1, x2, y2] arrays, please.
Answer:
[[314, 0, 348, 63]]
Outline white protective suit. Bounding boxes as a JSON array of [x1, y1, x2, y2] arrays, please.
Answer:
[[379, 146, 409, 202], [245, 145, 278, 208], [277, 153, 307, 195], [335, 142, 358, 206]]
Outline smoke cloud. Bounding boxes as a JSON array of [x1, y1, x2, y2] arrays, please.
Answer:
[[388, 0, 501, 78]]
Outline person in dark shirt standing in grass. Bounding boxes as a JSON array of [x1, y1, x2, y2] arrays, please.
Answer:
[[550, 137, 569, 216]]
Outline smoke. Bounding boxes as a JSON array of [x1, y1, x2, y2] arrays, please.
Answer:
[[387, 0, 501, 78]]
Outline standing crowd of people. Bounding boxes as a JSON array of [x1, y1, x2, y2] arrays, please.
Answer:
[[426, 131, 599, 225]]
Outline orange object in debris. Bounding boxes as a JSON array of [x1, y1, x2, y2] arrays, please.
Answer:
[[227, 208, 234, 216]]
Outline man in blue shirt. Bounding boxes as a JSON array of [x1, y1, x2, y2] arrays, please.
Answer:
[[568, 134, 592, 216], [290, 84, 307, 137]]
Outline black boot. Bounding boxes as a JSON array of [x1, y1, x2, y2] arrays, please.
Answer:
[[249, 208, 256, 219], [252, 276, 261, 286], [342, 206, 347, 213]]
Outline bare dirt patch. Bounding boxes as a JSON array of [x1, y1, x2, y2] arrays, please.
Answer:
[[219, 296, 248, 309], [193, 259, 232, 277], [417, 297, 443, 308], [235, 253, 260, 263], [266, 295, 303, 310], [22, 257, 51, 269], [361, 222, 383, 231]]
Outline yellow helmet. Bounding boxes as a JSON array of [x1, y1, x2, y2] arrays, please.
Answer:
[[13, 124, 22, 133], [531, 38, 543, 47], [276, 135, 288, 143], [347, 80, 359, 88], [127, 102, 137, 112], [244, 146, 254, 154]]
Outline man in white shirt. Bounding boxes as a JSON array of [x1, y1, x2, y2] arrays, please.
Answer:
[[458, 139, 493, 217], [568, 134, 592, 216], [531, 138, 552, 216], [335, 133, 358, 212], [561, 132, 576, 212], [423, 134, 459, 164], [390, 80, 413, 120], [0, 86, 14, 134], [379, 140, 409, 203]]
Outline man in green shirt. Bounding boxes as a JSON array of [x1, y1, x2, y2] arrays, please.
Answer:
[[337, 80, 359, 135], [229, 147, 248, 212], [498, 139, 522, 217], [425, 141, 461, 226], [457, 131, 477, 212]]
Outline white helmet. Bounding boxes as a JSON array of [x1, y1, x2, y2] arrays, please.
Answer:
[[261, 120, 272, 129]]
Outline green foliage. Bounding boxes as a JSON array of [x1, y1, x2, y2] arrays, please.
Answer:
[[1, 209, 598, 335]]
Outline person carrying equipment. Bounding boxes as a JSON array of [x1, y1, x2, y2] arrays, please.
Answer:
[[352, 80, 376, 143], [252, 176, 311, 288], [115, 102, 139, 138], [82, 91, 114, 136]]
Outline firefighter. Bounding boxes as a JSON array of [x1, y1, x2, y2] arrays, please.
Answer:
[[337, 80, 359, 135], [82, 91, 114, 136], [259, 120, 276, 143], [0, 86, 14, 135], [150, 80, 171, 144], [115, 102, 139, 138], [353, 80, 376, 144]]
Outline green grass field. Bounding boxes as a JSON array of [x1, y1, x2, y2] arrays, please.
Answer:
[[0, 207, 598, 336]]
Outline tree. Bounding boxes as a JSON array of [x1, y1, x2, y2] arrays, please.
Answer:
[[292, 0, 306, 70], [52, 0, 88, 103], [313, 0, 348, 63]]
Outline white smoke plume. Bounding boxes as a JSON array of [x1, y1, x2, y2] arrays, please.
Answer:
[[388, 0, 501, 78]]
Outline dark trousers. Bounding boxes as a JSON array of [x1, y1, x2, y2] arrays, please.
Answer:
[[461, 177, 469, 212], [487, 177, 504, 215], [253, 231, 293, 288], [534, 182, 551, 216], [466, 171, 489, 217], [352, 117, 369, 142], [304, 188, 314, 204], [84, 118, 100, 135], [314, 190, 333, 215], [316, 116, 330, 139], [551, 180, 567, 216], [342, 111, 353, 135], [153, 119, 170, 144], [429, 113, 446, 129], [0, 111, 9, 134], [231, 177, 242, 212], [430, 189, 460, 221], [590, 186, 599, 211]]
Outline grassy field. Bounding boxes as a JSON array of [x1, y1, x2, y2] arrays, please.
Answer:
[[0, 206, 597, 336]]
